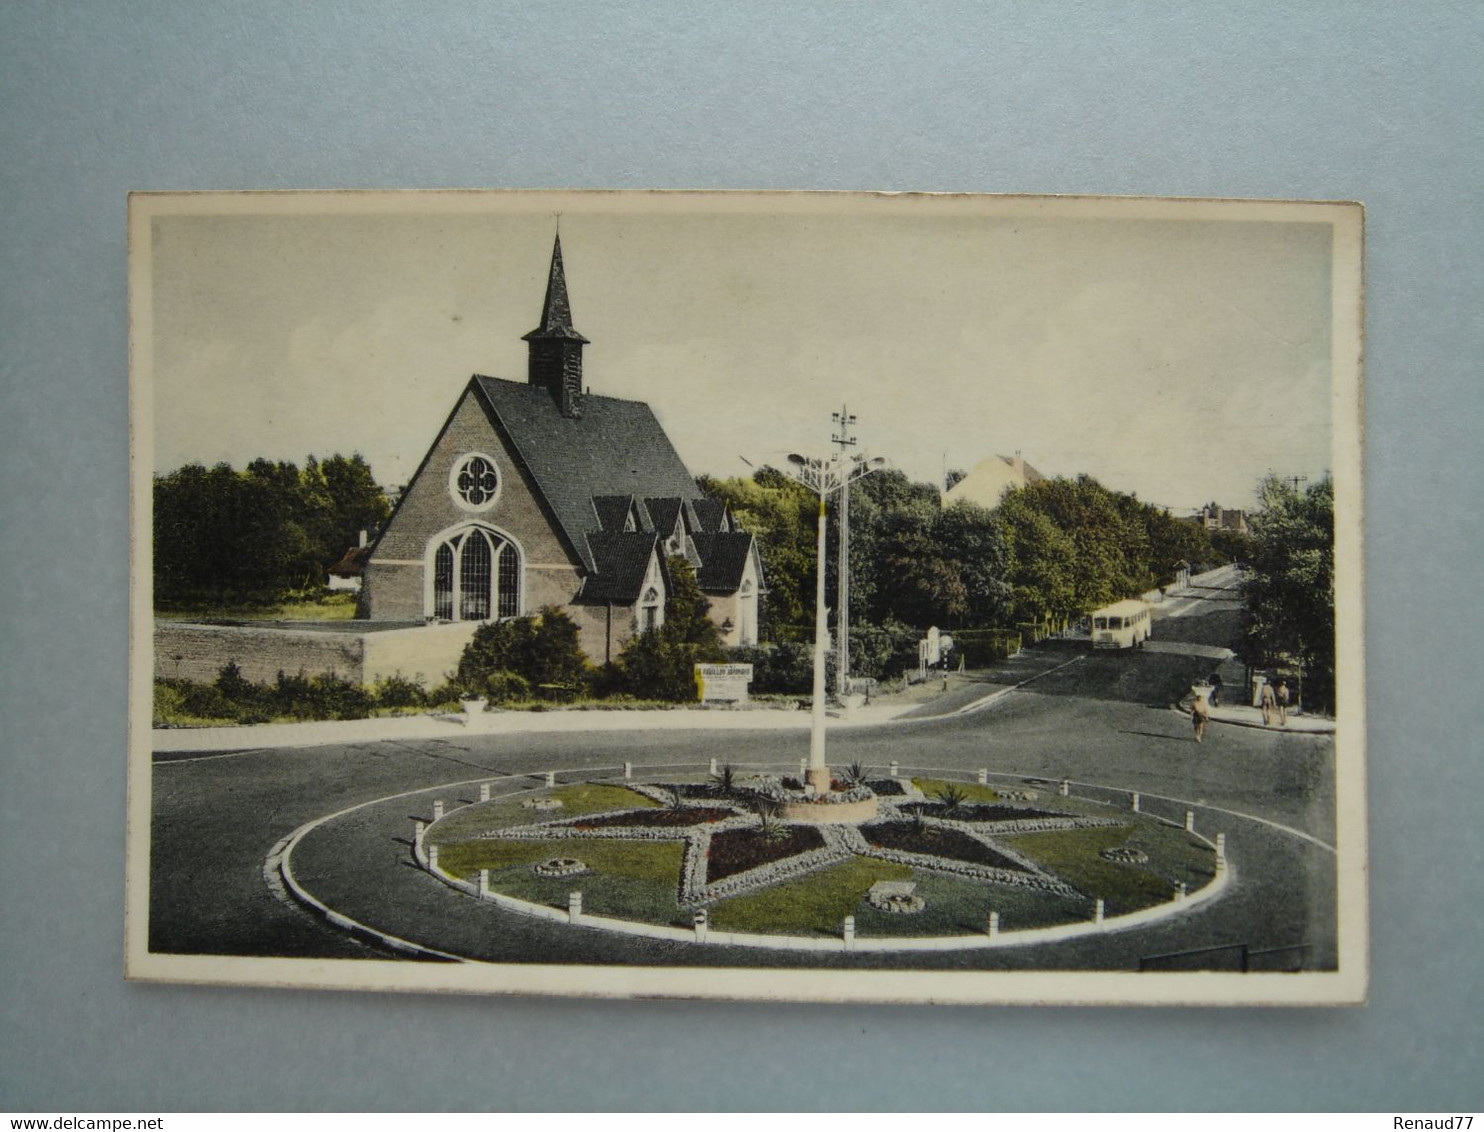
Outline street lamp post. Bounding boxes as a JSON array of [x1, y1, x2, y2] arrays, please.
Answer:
[[787, 449, 886, 793], [832, 405, 857, 699]]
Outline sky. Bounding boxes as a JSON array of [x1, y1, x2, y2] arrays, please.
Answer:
[[143, 193, 1343, 513]]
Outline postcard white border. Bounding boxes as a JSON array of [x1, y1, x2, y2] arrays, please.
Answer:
[[126, 189, 1366, 1007]]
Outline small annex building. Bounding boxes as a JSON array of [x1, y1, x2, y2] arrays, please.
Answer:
[[357, 235, 763, 666]]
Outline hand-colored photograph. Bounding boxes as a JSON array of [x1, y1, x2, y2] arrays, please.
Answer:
[[127, 190, 1365, 1005]]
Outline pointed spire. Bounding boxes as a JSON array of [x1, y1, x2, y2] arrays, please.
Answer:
[[523, 234, 589, 344], [523, 231, 588, 417]]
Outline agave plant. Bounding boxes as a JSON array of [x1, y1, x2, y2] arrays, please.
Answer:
[[712, 761, 737, 797], [666, 786, 687, 811], [908, 805, 930, 838], [845, 760, 872, 788], [935, 783, 969, 817], [753, 797, 787, 841]]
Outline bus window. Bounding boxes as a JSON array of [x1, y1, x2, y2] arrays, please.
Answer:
[[1093, 618, 1107, 629]]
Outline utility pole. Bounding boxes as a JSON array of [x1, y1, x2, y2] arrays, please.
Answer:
[[1283, 475, 1309, 493], [832, 404, 857, 698]]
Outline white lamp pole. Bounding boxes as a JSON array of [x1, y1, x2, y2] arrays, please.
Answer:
[[787, 449, 885, 793]]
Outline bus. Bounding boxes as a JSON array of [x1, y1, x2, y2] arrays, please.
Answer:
[[1089, 599, 1153, 649]]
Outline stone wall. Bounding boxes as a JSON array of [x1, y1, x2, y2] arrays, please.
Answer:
[[155, 622, 368, 685], [155, 621, 483, 689]]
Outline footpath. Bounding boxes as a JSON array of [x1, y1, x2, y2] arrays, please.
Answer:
[[1175, 698, 1335, 735], [150, 647, 1087, 755]]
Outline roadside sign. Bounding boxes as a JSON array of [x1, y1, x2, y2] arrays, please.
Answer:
[[695, 663, 753, 703]]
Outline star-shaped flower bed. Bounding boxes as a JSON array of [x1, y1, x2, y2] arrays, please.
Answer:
[[428, 775, 1217, 936]]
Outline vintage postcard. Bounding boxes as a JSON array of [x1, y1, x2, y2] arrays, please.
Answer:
[[127, 190, 1365, 1005]]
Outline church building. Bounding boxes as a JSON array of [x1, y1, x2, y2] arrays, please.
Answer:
[[358, 235, 762, 665]]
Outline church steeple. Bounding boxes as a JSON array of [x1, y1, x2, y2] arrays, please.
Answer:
[[522, 233, 589, 417]]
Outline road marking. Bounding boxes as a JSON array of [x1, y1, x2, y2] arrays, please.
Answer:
[[948, 654, 1087, 717]]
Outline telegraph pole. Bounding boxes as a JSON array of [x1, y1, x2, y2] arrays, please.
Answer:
[[832, 404, 857, 698]]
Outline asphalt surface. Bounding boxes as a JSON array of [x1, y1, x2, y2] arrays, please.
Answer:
[[149, 565, 1338, 970]]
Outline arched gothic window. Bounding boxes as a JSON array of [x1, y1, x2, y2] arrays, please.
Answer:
[[429, 527, 521, 622], [640, 586, 663, 632]]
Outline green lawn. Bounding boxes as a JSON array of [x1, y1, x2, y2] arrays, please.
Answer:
[[999, 823, 1215, 915], [910, 777, 1001, 803], [156, 592, 360, 621], [708, 856, 912, 936], [440, 837, 687, 924]]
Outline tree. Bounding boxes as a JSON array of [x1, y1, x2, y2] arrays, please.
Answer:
[[617, 557, 728, 700], [1242, 474, 1335, 713], [153, 453, 392, 607]]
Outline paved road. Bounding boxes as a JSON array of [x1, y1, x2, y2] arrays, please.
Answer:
[[150, 566, 1337, 969]]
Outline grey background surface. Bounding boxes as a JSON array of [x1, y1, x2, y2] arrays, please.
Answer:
[[1, 1, 1479, 1113]]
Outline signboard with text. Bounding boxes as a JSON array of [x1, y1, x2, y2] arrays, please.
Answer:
[[695, 663, 754, 703]]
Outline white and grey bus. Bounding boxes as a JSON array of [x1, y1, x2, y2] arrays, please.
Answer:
[[1089, 599, 1153, 649]]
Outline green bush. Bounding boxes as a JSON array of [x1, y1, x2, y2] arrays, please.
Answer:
[[270, 670, 374, 720], [456, 607, 591, 702], [371, 673, 428, 710], [725, 641, 835, 695]]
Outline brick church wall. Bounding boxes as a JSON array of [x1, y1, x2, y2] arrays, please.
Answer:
[[362, 388, 581, 621]]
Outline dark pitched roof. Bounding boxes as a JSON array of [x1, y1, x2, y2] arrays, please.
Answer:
[[327, 544, 372, 578], [521, 234, 589, 344], [473, 376, 702, 571], [690, 530, 755, 593], [592, 494, 637, 532], [690, 497, 729, 533], [578, 532, 661, 604], [643, 497, 685, 540]]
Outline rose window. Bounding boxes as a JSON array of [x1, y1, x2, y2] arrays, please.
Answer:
[[453, 455, 499, 508]]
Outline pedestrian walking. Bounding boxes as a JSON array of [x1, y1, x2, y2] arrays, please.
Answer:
[[1260, 679, 1277, 726], [1209, 671, 1223, 707], [1276, 680, 1290, 726], [1191, 690, 1211, 743]]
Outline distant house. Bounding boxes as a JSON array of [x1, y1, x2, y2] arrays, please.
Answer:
[[1198, 502, 1248, 535], [326, 538, 372, 593], [358, 235, 763, 664], [942, 453, 1047, 509]]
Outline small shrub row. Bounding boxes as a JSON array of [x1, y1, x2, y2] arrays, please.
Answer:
[[153, 663, 461, 726]]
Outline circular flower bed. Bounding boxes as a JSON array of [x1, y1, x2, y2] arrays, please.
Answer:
[[1099, 846, 1150, 865], [531, 856, 588, 877]]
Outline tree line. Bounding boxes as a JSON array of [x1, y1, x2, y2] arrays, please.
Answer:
[[1241, 474, 1335, 714], [153, 454, 390, 606], [699, 466, 1221, 646]]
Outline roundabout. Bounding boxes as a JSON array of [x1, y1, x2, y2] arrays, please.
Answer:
[[274, 759, 1234, 959]]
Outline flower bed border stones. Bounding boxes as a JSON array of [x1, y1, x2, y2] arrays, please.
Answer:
[[869, 892, 926, 915], [531, 856, 588, 877], [705, 825, 828, 882]]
